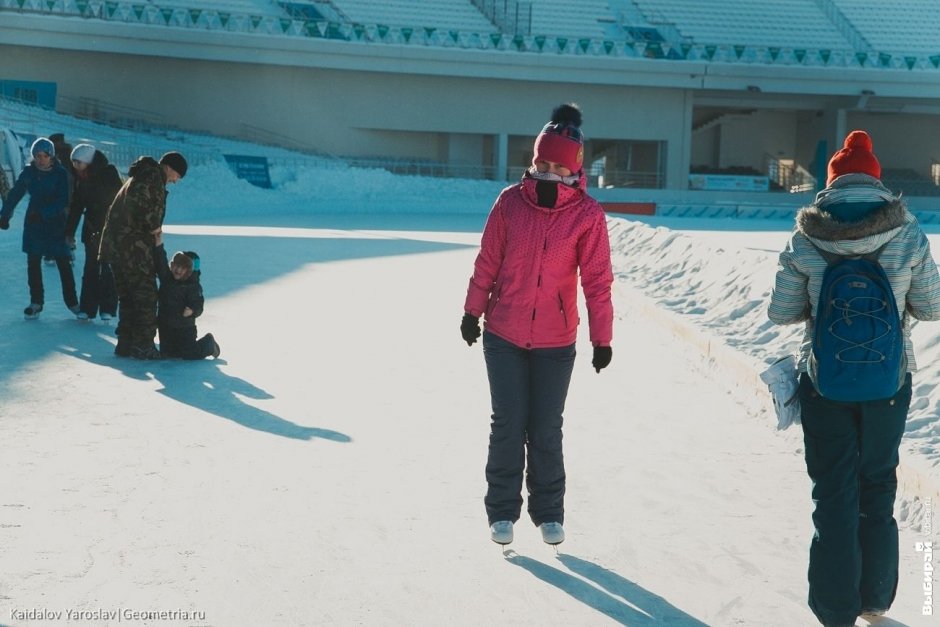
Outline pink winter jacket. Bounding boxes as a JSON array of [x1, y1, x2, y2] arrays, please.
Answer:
[[464, 177, 614, 349]]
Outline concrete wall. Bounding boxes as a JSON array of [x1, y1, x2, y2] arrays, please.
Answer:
[[3, 10, 940, 191], [717, 111, 798, 169], [0, 42, 691, 184]]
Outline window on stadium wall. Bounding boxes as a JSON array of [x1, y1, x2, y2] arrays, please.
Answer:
[[588, 139, 665, 189]]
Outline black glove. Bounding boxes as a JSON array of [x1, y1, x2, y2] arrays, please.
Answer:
[[460, 313, 481, 346], [592, 346, 612, 373], [0, 215, 8, 230]]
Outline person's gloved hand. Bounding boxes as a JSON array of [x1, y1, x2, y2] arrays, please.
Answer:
[[0, 215, 9, 230], [592, 346, 612, 373], [460, 313, 481, 346]]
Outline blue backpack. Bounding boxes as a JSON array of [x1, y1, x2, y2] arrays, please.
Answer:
[[807, 243, 906, 401]]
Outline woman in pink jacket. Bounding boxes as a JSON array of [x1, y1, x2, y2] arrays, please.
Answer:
[[461, 103, 614, 546]]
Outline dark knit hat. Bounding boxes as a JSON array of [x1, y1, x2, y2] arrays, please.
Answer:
[[532, 103, 584, 174], [827, 130, 881, 185], [31, 137, 54, 157], [159, 151, 188, 178]]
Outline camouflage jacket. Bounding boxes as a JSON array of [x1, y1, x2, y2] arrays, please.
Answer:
[[98, 156, 167, 269]]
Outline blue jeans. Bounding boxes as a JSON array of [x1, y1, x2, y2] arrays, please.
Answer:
[[799, 372, 912, 626], [482, 331, 576, 526]]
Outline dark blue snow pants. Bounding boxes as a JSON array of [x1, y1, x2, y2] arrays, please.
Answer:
[[798, 372, 912, 626], [482, 331, 576, 527], [27, 253, 77, 308], [78, 241, 117, 318]]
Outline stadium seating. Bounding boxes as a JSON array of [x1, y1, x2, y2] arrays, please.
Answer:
[[631, 0, 853, 51], [136, 0, 278, 14], [329, 0, 496, 33], [831, 0, 940, 55], [3, 0, 939, 66], [882, 168, 940, 197], [525, 0, 614, 38]]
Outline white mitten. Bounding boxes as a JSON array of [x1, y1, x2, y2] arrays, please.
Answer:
[[759, 355, 801, 430]]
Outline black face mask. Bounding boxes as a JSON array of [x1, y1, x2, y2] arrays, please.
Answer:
[[535, 179, 559, 208]]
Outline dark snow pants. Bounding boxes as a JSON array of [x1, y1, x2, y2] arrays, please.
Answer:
[[798, 372, 912, 626], [78, 241, 117, 318], [482, 331, 576, 526], [27, 254, 77, 309], [159, 326, 215, 360]]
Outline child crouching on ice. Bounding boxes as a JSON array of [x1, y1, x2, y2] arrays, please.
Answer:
[[155, 241, 220, 360]]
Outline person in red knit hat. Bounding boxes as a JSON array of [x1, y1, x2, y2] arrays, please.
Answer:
[[826, 130, 881, 185], [768, 129, 940, 626], [460, 103, 614, 547]]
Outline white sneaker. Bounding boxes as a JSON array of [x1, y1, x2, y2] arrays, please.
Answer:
[[100, 312, 113, 322], [76, 312, 90, 321], [539, 522, 565, 545], [489, 520, 513, 545]]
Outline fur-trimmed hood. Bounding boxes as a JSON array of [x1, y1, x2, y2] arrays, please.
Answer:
[[797, 197, 907, 242], [796, 172, 910, 249]]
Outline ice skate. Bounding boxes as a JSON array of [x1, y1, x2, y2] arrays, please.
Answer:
[[489, 521, 513, 545], [23, 303, 43, 320], [539, 522, 565, 545]]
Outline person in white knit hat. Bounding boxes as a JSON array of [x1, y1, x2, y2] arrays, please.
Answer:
[[65, 143, 123, 321]]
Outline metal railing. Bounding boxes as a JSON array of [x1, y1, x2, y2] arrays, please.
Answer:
[[471, 0, 532, 36], [59, 95, 172, 134], [765, 154, 817, 193], [240, 123, 338, 160]]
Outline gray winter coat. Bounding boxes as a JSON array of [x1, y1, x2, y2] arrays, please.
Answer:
[[768, 175, 940, 372]]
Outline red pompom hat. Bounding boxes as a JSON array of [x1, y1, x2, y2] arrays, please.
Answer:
[[826, 130, 881, 185], [532, 104, 585, 174]]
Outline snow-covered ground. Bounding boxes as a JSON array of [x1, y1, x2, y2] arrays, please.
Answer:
[[0, 109, 937, 625]]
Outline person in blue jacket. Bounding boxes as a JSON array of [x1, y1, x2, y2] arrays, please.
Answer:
[[0, 137, 79, 319]]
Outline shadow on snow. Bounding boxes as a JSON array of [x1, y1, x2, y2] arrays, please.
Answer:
[[505, 551, 709, 626], [49, 326, 351, 443]]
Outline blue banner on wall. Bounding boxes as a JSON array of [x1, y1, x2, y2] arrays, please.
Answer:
[[0, 80, 57, 108], [223, 154, 272, 188], [688, 174, 769, 191]]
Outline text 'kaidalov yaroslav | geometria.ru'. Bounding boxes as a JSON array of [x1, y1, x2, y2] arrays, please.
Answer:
[[9, 607, 208, 621]]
